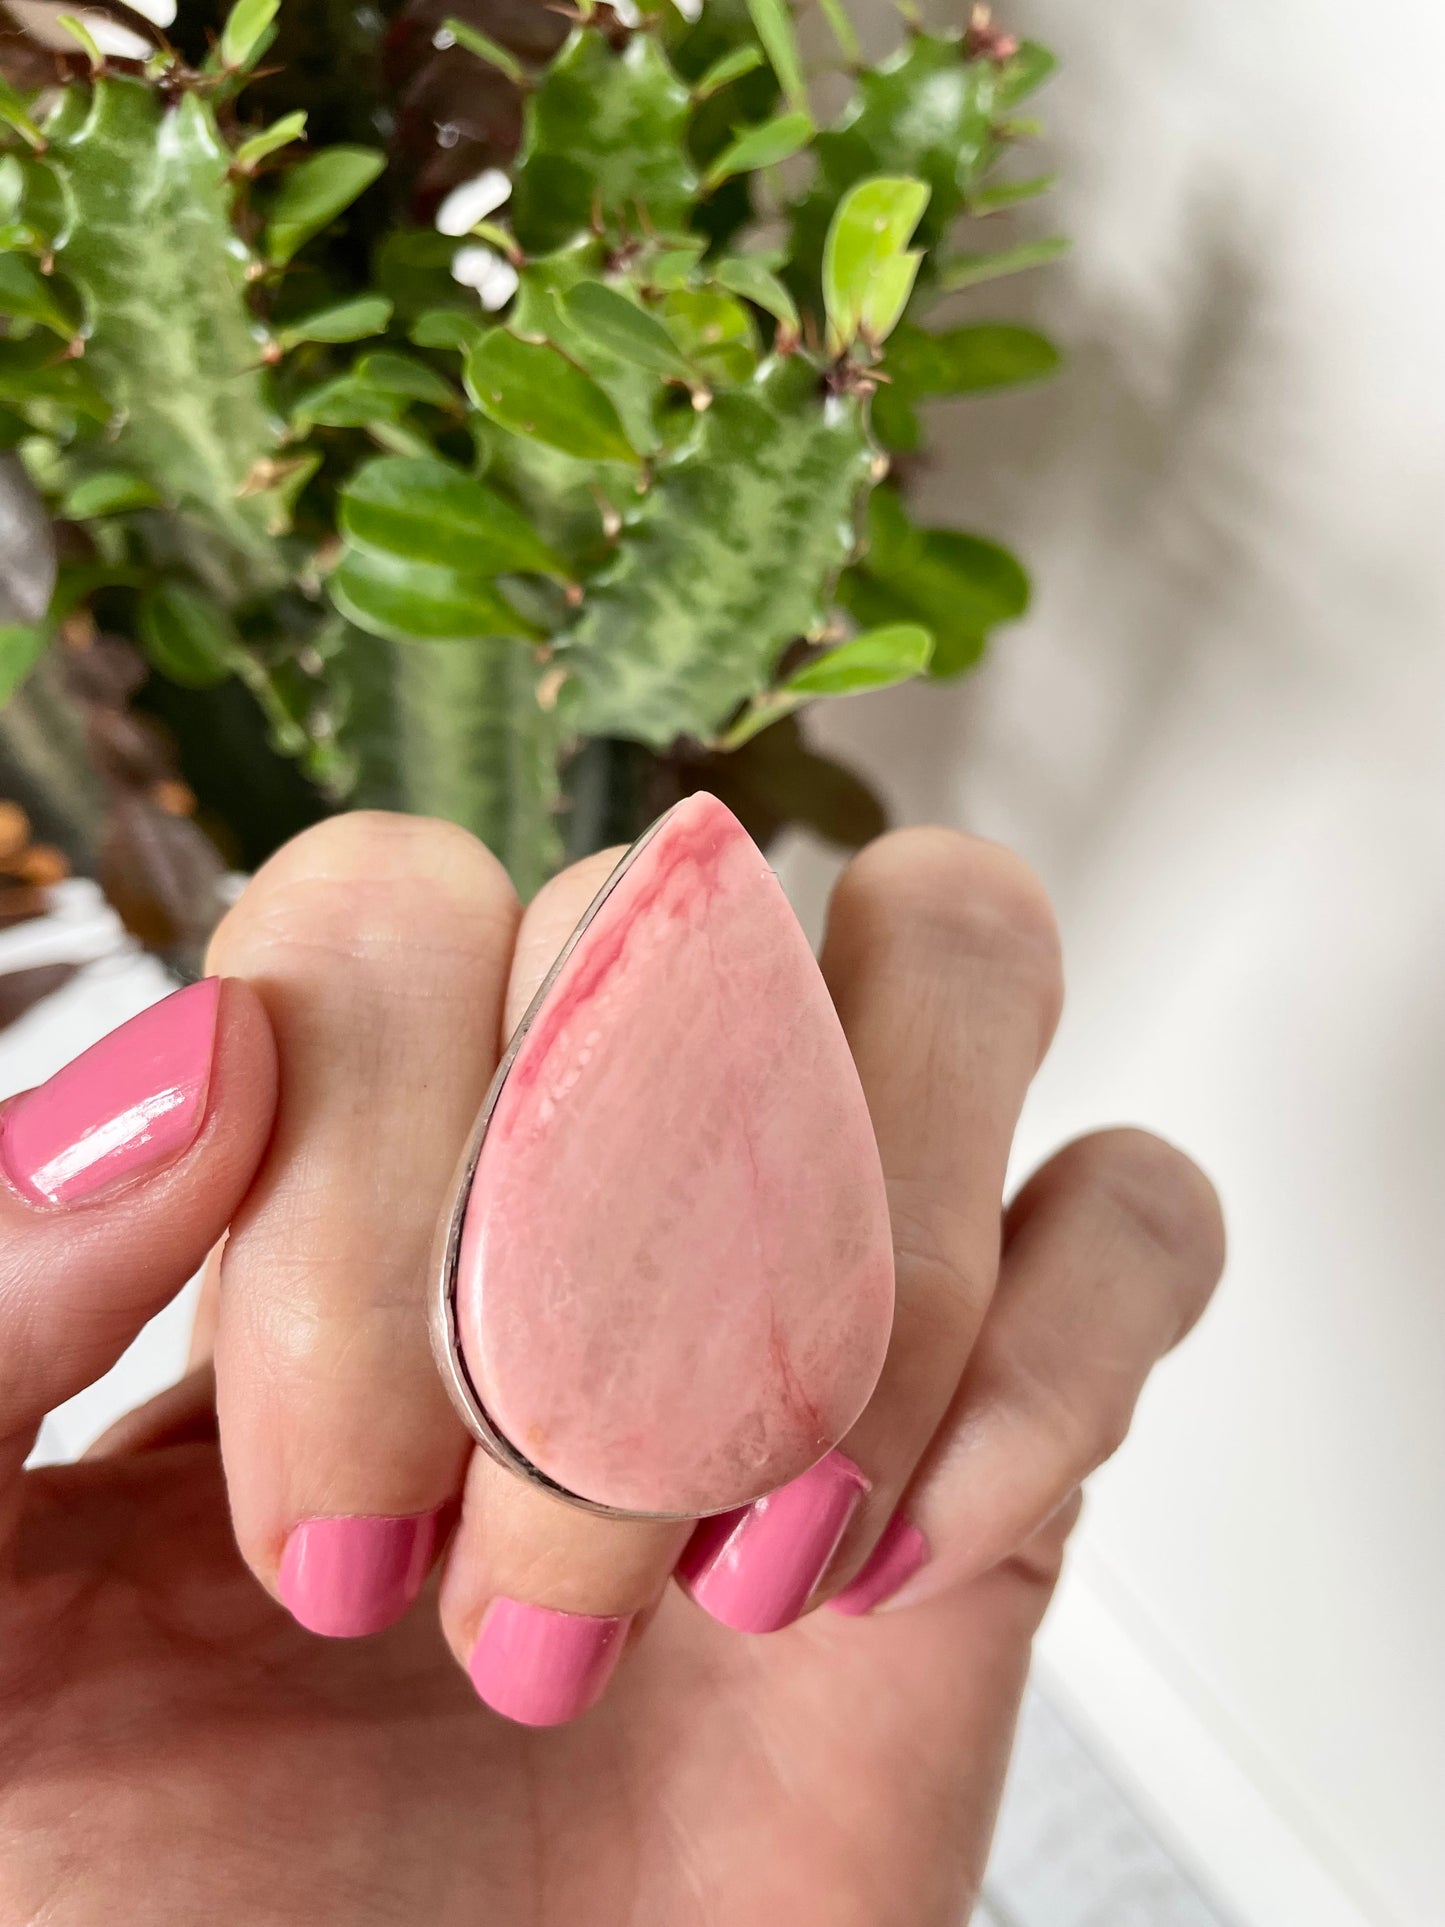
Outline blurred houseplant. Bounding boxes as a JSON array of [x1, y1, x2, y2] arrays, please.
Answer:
[[0, 0, 1061, 959]]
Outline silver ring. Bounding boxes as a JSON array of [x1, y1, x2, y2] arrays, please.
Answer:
[[428, 804, 703, 1522]]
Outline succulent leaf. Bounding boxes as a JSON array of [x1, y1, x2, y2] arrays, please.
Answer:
[[562, 357, 873, 748], [46, 78, 289, 594], [336, 629, 563, 898], [510, 31, 696, 252]]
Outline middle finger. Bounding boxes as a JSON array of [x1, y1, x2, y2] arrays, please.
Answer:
[[678, 827, 1063, 1630]]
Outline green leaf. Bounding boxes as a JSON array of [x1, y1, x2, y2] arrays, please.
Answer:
[[562, 357, 874, 747], [884, 321, 1060, 395], [817, 0, 861, 64], [722, 620, 932, 746], [277, 294, 393, 348], [783, 621, 931, 694], [353, 351, 458, 406], [329, 547, 529, 644], [936, 235, 1068, 292], [57, 16, 105, 70], [233, 111, 308, 173], [409, 308, 485, 352], [789, 32, 1000, 294], [660, 286, 758, 383], [265, 146, 385, 266], [712, 255, 799, 333], [0, 156, 24, 228], [0, 624, 47, 704], [0, 78, 45, 152], [59, 469, 160, 518], [823, 174, 929, 350], [692, 45, 765, 101], [859, 249, 921, 346], [642, 237, 708, 289], [291, 373, 403, 429], [704, 109, 814, 188], [138, 582, 242, 689], [441, 16, 526, 86], [560, 282, 695, 381], [967, 172, 1055, 214], [994, 41, 1059, 109], [340, 455, 566, 577], [837, 487, 1028, 676], [465, 331, 637, 463], [513, 32, 696, 252], [0, 255, 78, 337], [220, 0, 280, 71], [0, 337, 109, 425], [745, 0, 808, 112]]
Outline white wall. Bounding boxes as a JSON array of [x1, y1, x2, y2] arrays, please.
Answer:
[[783, 3, 1445, 1920]]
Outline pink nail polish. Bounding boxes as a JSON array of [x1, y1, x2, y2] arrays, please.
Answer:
[[0, 978, 220, 1206], [827, 1512, 928, 1617], [278, 1513, 439, 1638], [678, 1449, 870, 1634], [468, 1599, 630, 1726]]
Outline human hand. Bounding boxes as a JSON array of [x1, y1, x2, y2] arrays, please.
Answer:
[[0, 813, 1223, 1925]]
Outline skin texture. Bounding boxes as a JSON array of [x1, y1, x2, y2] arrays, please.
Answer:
[[0, 815, 1225, 1925]]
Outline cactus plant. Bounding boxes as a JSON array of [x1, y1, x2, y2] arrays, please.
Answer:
[[0, 0, 1062, 910]]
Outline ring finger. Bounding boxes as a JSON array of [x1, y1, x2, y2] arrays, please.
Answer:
[[678, 827, 1065, 1631]]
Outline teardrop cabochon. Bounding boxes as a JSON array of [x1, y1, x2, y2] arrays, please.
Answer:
[[433, 793, 895, 1519]]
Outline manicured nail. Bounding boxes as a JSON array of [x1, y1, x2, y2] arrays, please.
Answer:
[[827, 1512, 928, 1617], [278, 1512, 439, 1638], [0, 978, 220, 1206], [678, 1448, 870, 1634], [468, 1599, 631, 1726]]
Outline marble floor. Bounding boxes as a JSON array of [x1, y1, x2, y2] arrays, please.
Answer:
[[978, 1689, 1236, 1927]]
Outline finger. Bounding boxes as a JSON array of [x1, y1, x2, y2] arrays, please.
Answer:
[[437, 851, 692, 1726], [678, 829, 1063, 1632], [0, 978, 276, 1542], [83, 1360, 218, 1459], [209, 813, 520, 1639], [830, 1129, 1224, 1615]]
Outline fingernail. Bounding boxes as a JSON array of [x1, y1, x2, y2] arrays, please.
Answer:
[[278, 1512, 440, 1638], [0, 978, 221, 1206], [468, 1599, 631, 1726], [827, 1512, 928, 1617], [678, 1448, 869, 1634]]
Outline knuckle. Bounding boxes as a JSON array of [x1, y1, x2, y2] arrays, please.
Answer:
[[209, 811, 518, 977], [834, 829, 1064, 1038], [1067, 1127, 1227, 1335], [887, 1180, 997, 1337]]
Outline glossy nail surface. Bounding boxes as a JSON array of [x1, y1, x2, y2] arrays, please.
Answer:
[[827, 1512, 928, 1617], [678, 1449, 869, 1634], [0, 978, 220, 1206], [279, 1513, 439, 1638], [469, 1599, 630, 1726]]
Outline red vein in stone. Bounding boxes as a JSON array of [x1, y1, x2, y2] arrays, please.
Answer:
[[505, 799, 734, 1103]]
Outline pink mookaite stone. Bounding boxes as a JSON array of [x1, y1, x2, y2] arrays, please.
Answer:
[[455, 792, 894, 1516]]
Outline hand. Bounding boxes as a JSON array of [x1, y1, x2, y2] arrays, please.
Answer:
[[0, 814, 1223, 1926]]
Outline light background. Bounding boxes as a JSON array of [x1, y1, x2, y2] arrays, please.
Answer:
[[781, 2, 1445, 1921]]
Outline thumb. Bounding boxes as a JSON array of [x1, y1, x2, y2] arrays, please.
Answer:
[[0, 977, 276, 1540]]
